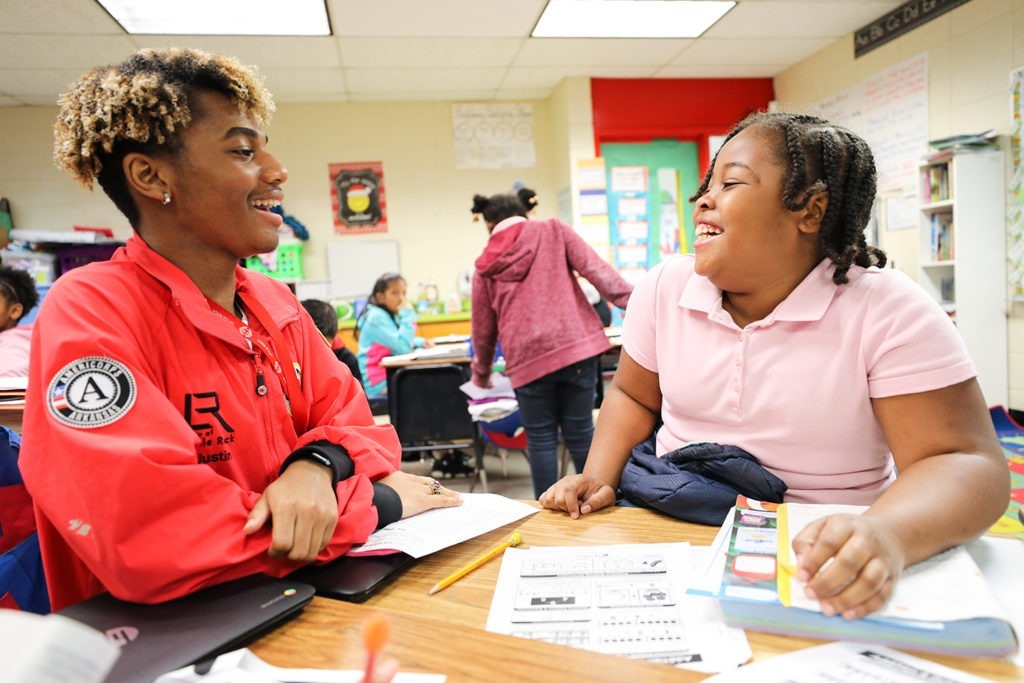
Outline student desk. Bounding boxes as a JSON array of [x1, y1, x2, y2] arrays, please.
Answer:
[[0, 405, 23, 433], [249, 506, 1023, 682], [338, 313, 472, 351]]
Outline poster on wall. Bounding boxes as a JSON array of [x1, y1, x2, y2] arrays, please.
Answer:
[[452, 103, 536, 170], [809, 53, 928, 194], [607, 165, 651, 284], [656, 168, 684, 257], [329, 162, 387, 235], [1009, 67, 1024, 297], [574, 158, 612, 252]]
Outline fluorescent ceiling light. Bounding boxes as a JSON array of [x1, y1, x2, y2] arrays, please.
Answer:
[[97, 0, 330, 35], [533, 0, 734, 38]]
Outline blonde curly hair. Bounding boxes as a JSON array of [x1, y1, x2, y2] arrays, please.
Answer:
[[53, 47, 275, 226]]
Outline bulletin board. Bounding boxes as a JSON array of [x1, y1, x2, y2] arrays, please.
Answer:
[[1009, 66, 1024, 297], [326, 240, 400, 300], [599, 140, 700, 268]]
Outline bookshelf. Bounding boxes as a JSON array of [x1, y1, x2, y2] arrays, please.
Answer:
[[917, 149, 1006, 406]]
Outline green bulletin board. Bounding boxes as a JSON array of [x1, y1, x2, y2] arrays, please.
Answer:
[[600, 140, 700, 266]]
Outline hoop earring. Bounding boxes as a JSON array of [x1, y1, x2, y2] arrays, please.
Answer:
[[162, 192, 172, 205]]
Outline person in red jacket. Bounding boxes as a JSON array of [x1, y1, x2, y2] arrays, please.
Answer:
[[469, 192, 633, 499], [20, 47, 460, 611]]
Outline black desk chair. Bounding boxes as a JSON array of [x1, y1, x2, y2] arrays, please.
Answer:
[[387, 363, 487, 493]]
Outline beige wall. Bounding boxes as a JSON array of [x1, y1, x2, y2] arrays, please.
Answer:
[[0, 96, 571, 306], [774, 0, 1024, 408]]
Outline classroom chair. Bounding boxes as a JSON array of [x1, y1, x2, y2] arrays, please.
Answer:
[[478, 409, 572, 480], [387, 363, 487, 493]]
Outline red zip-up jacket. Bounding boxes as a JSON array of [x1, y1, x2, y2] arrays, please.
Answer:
[[20, 236, 400, 610]]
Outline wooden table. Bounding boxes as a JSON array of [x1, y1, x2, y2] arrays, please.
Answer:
[[0, 405, 23, 433], [250, 506, 1023, 682]]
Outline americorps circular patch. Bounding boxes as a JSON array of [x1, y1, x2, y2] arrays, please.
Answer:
[[47, 357, 137, 428]]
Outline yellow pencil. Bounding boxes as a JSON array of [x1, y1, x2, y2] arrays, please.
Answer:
[[428, 532, 522, 595]]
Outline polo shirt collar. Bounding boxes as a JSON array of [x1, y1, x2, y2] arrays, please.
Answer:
[[679, 258, 838, 324]]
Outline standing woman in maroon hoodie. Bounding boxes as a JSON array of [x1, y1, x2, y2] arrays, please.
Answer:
[[470, 193, 633, 498]]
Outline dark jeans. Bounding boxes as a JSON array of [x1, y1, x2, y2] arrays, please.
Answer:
[[514, 356, 599, 499]]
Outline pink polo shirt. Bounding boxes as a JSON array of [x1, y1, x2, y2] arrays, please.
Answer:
[[0, 324, 33, 378], [622, 256, 975, 504]]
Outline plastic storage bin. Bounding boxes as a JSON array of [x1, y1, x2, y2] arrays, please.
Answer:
[[0, 250, 56, 284], [55, 244, 121, 276], [245, 243, 303, 281]]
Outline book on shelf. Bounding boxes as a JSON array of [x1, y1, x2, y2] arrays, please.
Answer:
[[929, 213, 954, 261], [711, 497, 1019, 659], [921, 163, 950, 203]]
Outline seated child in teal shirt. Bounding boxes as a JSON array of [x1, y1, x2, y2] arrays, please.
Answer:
[[356, 273, 433, 398]]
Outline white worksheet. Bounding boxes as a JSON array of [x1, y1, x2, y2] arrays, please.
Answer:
[[485, 543, 750, 674], [347, 493, 538, 558]]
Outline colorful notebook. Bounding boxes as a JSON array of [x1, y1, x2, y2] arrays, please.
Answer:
[[714, 497, 1019, 659]]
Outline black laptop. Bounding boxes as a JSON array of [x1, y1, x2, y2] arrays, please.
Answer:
[[292, 551, 416, 602], [58, 575, 315, 682]]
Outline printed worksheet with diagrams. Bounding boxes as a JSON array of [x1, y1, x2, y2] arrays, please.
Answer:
[[484, 543, 750, 674]]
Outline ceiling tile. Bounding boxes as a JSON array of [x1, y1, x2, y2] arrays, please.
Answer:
[[0, 0, 918, 105], [0, 35, 138, 70], [345, 67, 506, 93], [670, 37, 836, 66], [503, 65, 659, 90], [327, 0, 547, 37], [348, 89, 496, 102], [130, 36, 341, 69], [705, 1, 906, 38], [338, 37, 522, 68], [515, 38, 690, 66], [1, 0, 124, 34], [655, 64, 786, 78], [261, 68, 348, 98]]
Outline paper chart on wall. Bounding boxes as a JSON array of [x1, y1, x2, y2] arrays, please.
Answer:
[[485, 543, 750, 674], [809, 53, 928, 193]]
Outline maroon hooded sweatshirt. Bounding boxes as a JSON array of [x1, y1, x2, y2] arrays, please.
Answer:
[[471, 216, 633, 389]]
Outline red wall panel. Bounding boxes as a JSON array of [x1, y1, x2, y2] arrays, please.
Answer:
[[590, 78, 775, 176]]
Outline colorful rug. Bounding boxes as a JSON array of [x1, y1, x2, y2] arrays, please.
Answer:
[[989, 406, 1024, 538]]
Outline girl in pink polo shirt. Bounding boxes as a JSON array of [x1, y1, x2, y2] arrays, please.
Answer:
[[541, 111, 1008, 622], [0, 265, 39, 378]]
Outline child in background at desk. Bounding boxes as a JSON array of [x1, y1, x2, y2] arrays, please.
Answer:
[[470, 192, 633, 499], [0, 265, 39, 378], [301, 298, 363, 389], [541, 111, 1009, 621], [20, 48, 460, 612], [356, 272, 433, 399]]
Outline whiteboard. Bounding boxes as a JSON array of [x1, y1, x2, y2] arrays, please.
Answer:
[[326, 240, 400, 299]]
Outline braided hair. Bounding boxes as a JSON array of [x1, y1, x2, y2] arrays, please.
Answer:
[[691, 111, 886, 284]]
